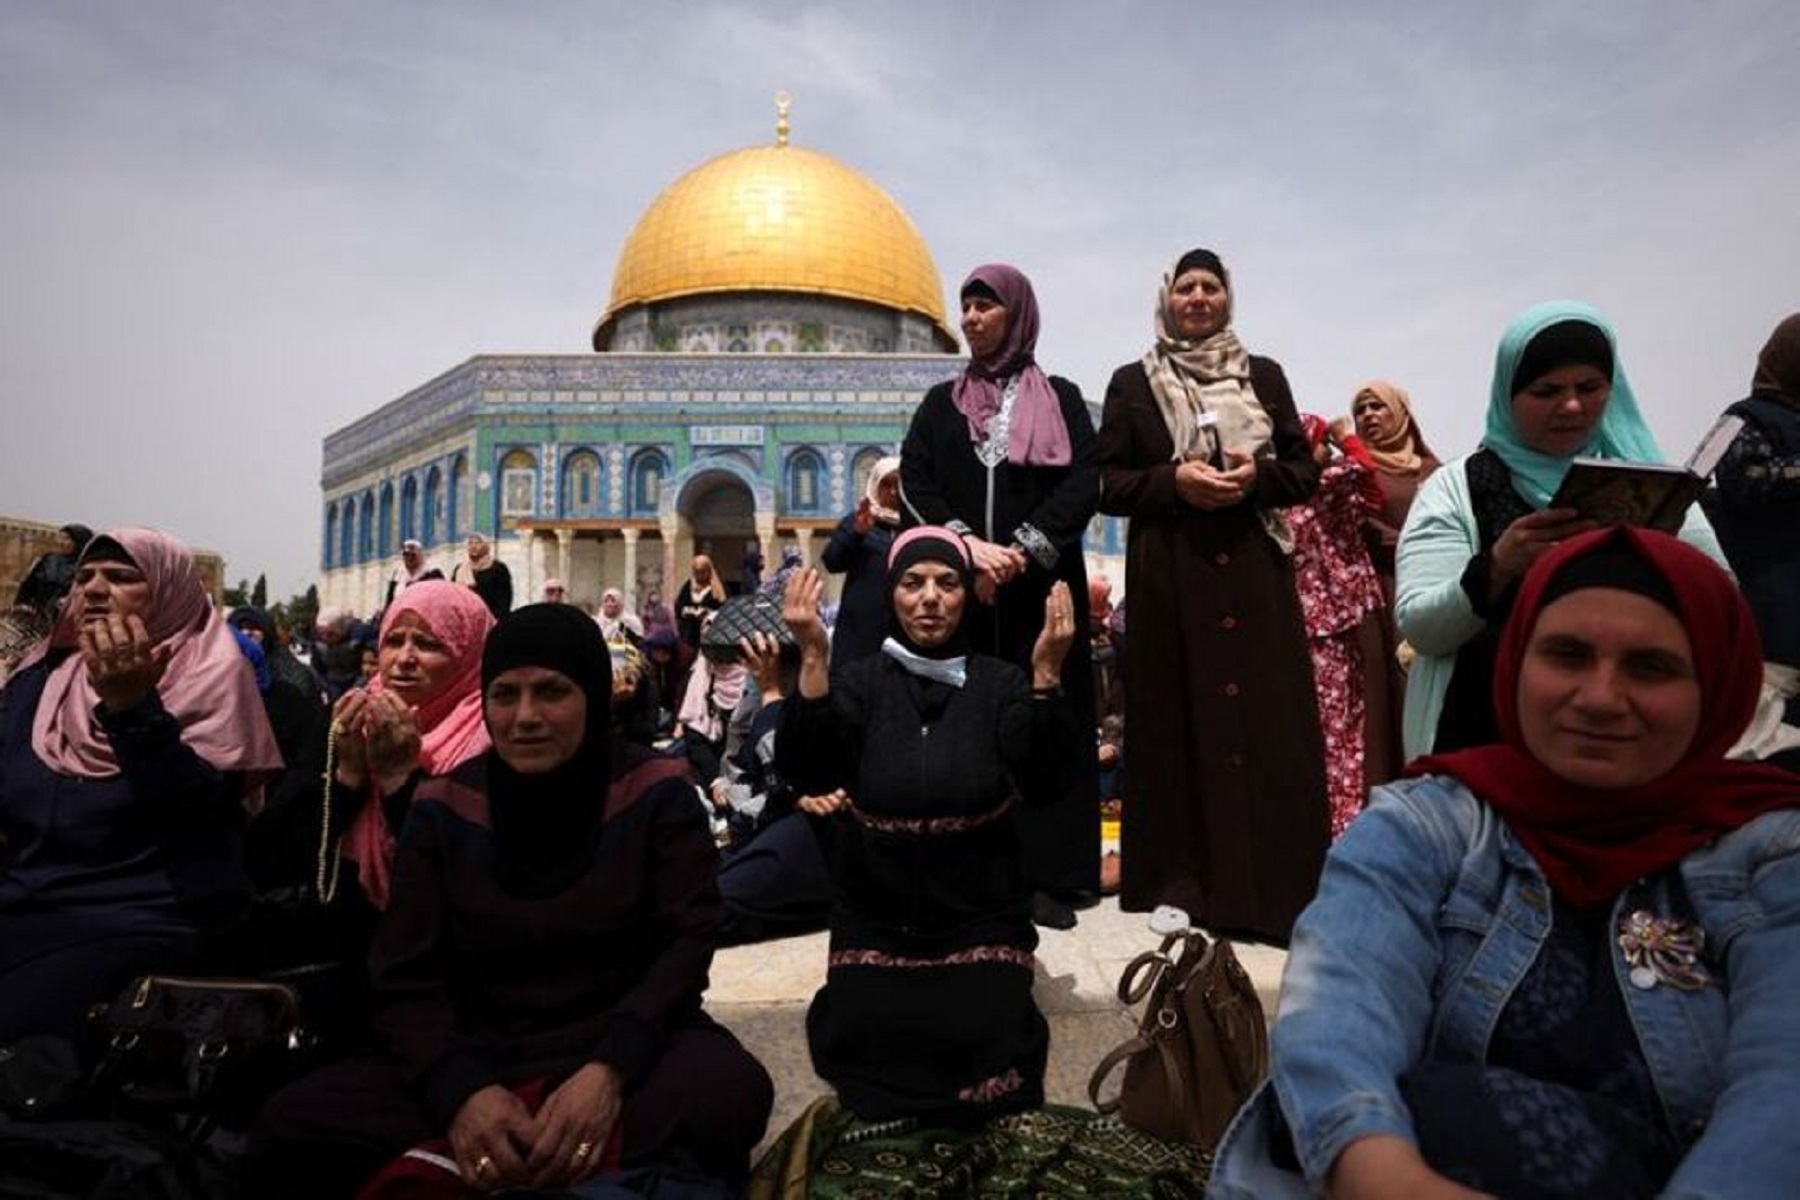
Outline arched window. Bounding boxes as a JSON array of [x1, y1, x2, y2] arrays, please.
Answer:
[[400, 476, 419, 544], [629, 449, 668, 517], [448, 454, 469, 541], [423, 466, 442, 546], [562, 449, 603, 518], [358, 492, 376, 563], [378, 483, 395, 559], [786, 448, 825, 514], [338, 499, 355, 567], [324, 503, 338, 569], [500, 449, 538, 518], [850, 447, 889, 510]]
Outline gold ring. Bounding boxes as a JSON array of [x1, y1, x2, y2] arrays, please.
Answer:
[[573, 1140, 593, 1160], [474, 1154, 494, 1177]]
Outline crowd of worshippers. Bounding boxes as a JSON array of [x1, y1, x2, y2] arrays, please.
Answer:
[[0, 251, 1797, 1198]]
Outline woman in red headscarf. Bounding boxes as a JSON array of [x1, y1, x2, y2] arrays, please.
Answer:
[[1211, 526, 1800, 1200], [0, 528, 282, 1042], [899, 263, 1101, 927]]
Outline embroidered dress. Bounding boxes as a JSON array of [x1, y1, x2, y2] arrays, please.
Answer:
[[1289, 456, 1386, 837], [778, 653, 1078, 1123]]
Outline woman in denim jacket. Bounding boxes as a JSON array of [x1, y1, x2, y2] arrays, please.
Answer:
[[1211, 526, 1800, 1199]]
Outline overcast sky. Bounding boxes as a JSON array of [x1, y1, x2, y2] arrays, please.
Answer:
[[3, 1, 1796, 598]]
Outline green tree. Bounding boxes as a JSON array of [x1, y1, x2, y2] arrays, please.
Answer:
[[252, 574, 268, 609]]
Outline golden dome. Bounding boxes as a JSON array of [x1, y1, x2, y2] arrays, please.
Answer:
[[594, 139, 955, 349]]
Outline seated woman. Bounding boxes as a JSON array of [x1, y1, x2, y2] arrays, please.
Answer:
[[1395, 300, 1726, 758], [776, 528, 1078, 1123], [248, 603, 773, 1196], [1210, 527, 1800, 1200], [0, 528, 281, 1042], [333, 581, 496, 918]]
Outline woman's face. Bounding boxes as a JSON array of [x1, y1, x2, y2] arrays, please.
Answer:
[[1168, 268, 1230, 341], [1510, 364, 1611, 458], [875, 472, 901, 511], [73, 557, 153, 626], [486, 666, 587, 774], [600, 591, 623, 617], [892, 560, 966, 649], [359, 647, 380, 678], [379, 612, 457, 708], [55, 531, 77, 556], [1352, 391, 1395, 443], [692, 557, 712, 583], [1516, 587, 1701, 789], [960, 294, 1009, 360]]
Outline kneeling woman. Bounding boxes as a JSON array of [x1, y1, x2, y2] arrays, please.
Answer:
[[250, 604, 772, 1196], [777, 527, 1078, 1122], [1210, 527, 1800, 1200]]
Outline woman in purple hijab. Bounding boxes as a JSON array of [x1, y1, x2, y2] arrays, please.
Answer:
[[899, 263, 1101, 928]]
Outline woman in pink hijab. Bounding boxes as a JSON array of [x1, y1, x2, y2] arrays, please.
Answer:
[[334, 581, 496, 914], [0, 528, 282, 1042]]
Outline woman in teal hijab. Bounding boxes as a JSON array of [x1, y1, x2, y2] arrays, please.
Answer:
[[1394, 300, 1726, 757]]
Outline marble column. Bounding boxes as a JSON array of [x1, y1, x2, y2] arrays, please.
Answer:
[[555, 529, 574, 593], [621, 528, 640, 604]]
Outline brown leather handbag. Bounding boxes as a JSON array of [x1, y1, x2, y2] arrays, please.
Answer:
[[1087, 927, 1269, 1151]]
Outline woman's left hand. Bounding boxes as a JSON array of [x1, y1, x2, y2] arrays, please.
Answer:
[[359, 689, 423, 794], [1030, 581, 1075, 689], [80, 613, 171, 714], [524, 1062, 623, 1188], [739, 632, 784, 698]]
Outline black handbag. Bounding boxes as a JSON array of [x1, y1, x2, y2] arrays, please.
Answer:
[[88, 975, 314, 1117], [699, 593, 794, 663]]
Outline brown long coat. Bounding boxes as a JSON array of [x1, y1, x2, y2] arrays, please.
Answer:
[[1097, 358, 1329, 944]]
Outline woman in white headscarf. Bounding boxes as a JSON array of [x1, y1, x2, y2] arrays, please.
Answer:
[[820, 455, 903, 669]]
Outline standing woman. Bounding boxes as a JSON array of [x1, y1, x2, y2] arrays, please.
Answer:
[[900, 263, 1101, 925], [1395, 300, 1726, 759], [1713, 313, 1800, 679], [674, 555, 726, 652], [1096, 248, 1326, 944], [820, 455, 903, 670], [1351, 380, 1440, 602], [449, 532, 513, 620], [776, 535, 1079, 1122], [0, 528, 281, 1041]]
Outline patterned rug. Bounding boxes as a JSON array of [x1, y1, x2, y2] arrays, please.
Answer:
[[748, 1097, 1209, 1199]]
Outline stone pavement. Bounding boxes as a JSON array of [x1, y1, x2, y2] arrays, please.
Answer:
[[705, 898, 1288, 1150]]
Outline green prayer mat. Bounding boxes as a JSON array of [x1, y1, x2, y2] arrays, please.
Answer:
[[748, 1097, 1209, 1199]]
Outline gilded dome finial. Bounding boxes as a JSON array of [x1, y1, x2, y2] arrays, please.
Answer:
[[775, 90, 792, 147]]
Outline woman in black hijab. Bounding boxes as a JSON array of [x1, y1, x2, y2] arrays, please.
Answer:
[[249, 604, 772, 1197], [12, 523, 92, 619]]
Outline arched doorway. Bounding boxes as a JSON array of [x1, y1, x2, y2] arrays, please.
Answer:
[[680, 470, 756, 594]]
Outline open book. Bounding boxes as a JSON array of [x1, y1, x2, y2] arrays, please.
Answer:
[[1548, 412, 1746, 533]]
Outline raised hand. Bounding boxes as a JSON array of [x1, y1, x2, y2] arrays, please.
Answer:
[[782, 568, 828, 658], [80, 613, 171, 714], [739, 631, 785, 699], [1029, 581, 1076, 690]]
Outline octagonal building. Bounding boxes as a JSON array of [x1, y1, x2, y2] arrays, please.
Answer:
[[318, 110, 1121, 615]]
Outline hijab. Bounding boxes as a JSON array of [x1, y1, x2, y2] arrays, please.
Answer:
[[366, 581, 495, 772], [1352, 380, 1433, 475], [231, 625, 272, 694], [480, 603, 615, 898], [951, 264, 1072, 468], [26, 528, 282, 788], [1141, 249, 1290, 551], [1140, 250, 1270, 468], [689, 556, 725, 604], [1751, 312, 1800, 407], [230, 605, 322, 698], [864, 455, 902, 527], [880, 526, 973, 689], [1412, 526, 1800, 908], [345, 580, 496, 909], [1481, 300, 1665, 507]]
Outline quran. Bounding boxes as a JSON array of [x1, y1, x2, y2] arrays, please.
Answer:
[[1549, 413, 1744, 533]]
